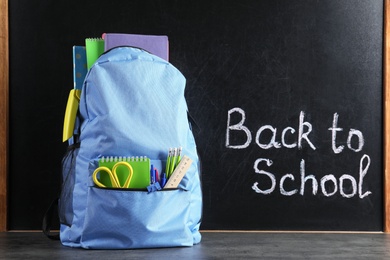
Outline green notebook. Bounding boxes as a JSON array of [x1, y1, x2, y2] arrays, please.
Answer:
[[85, 38, 105, 69], [98, 156, 150, 189]]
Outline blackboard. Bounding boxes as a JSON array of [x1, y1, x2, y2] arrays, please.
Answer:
[[9, 0, 384, 230]]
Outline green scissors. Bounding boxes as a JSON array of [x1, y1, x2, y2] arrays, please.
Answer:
[[93, 161, 134, 188]]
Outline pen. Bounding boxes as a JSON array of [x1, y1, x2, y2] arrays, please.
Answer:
[[165, 148, 172, 177], [176, 147, 182, 167], [169, 148, 177, 177], [150, 164, 155, 184], [154, 168, 159, 183]]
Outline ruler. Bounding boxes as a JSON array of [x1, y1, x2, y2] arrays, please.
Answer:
[[163, 155, 193, 189]]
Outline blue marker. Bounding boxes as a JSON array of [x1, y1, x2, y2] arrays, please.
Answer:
[[160, 173, 167, 188]]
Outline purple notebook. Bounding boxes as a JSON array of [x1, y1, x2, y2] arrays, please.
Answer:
[[103, 33, 169, 61]]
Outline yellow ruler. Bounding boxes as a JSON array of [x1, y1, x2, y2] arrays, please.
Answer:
[[163, 155, 193, 189]]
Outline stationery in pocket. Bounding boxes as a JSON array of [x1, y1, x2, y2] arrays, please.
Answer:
[[95, 156, 150, 189]]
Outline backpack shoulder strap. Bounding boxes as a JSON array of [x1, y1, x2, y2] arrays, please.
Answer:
[[42, 198, 60, 240]]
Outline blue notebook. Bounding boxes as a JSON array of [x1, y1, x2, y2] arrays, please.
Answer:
[[72, 46, 87, 90]]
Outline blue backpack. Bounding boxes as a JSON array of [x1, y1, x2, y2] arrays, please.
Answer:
[[58, 47, 202, 249]]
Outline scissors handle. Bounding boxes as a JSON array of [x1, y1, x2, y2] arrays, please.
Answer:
[[112, 161, 133, 188], [92, 162, 134, 188], [93, 166, 120, 188]]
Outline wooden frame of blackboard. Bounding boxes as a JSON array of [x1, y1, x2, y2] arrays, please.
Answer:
[[0, 0, 9, 232], [0, 0, 389, 232]]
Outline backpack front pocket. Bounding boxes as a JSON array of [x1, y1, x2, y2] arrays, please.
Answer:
[[80, 187, 193, 249]]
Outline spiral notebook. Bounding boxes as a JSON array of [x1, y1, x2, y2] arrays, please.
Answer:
[[98, 156, 151, 189], [85, 38, 105, 69]]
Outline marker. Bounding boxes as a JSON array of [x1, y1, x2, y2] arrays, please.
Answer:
[[160, 173, 167, 188]]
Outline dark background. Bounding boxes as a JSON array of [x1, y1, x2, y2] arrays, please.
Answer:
[[9, 0, 383, 230]]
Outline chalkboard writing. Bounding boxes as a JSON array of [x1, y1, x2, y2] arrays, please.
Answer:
[[9, 0, 384, 230], [226, 108, 371, 199]]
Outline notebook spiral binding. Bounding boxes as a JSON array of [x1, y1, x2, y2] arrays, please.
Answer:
[[100, 156, 149, 163]]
